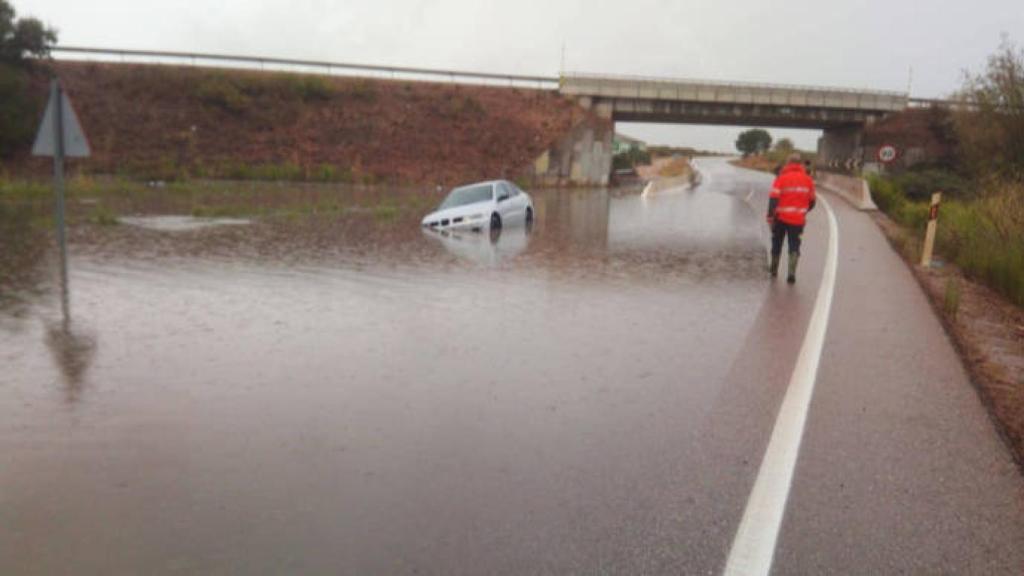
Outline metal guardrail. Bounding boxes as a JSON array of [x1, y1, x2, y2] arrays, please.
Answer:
[[908, 97, 962, 108], [562, 71, 909, 98], [50, 46, 561, 88], [49, 47, 957, 109]]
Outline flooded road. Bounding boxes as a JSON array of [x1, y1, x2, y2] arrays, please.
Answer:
[[2, 158, 780, 573]]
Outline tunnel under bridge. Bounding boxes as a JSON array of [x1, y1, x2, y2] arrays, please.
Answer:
[[537, 73, 908, 186]]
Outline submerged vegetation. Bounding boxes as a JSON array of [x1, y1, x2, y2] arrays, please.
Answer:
[[0, 174, 439, 227]]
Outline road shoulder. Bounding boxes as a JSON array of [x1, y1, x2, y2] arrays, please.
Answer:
[[774, 191, 1024, 574]]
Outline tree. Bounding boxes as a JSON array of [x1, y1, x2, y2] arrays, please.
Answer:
[[773, 138, 795, 153], [955, 36, 1024, 181], [735, 128, 772, 157], [0, 0, 57, 66], [0, 1, 57, 157]]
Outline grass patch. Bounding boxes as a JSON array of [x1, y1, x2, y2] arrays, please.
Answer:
[[345, 80, 378, 103], [284, 75, 334, 102], [371, 204, 399, 222], [92, 205, 119, 226], [194, 74, 250, 113], [870, 174, 1024, 306], [657, 157, 691, 178], [943, 278, 961, 316]]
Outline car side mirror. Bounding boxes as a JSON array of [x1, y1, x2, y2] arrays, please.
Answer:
[[497, 194, 510, 203]]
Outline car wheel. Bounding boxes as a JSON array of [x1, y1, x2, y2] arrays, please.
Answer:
[[525, 207, 534, 225], [490, 213, 502, 229]]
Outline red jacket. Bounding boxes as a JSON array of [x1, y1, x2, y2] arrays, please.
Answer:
[[769, 163, 816, 226]]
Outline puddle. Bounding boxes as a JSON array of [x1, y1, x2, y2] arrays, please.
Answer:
[[119, 215, 252, 231]]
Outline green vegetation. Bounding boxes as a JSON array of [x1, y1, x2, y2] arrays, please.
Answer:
[[193, 71, 338, 114], [869, 173, 1024, 306], [345, 79, 377, 102], [612, 146, 651, 171], [868, 38, 1024, 308], [0, 0, 57, 157], [103, 159, 368, 184], [195, 74, 250, 113], [0, 1, 55, 65], [285, 75, 333, 102], [943, 278, 961, 316], [773, 138, 795, 153], [91, 204, 119, 226], [954, 37, 1024, 181], [0, 173, 432, 228], [735, 128, 772, 157]]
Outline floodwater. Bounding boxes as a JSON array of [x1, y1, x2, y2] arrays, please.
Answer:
[[2, 158, 777, 574]]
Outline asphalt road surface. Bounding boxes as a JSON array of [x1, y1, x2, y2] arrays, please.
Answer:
[[1, 158, 1022, 574]]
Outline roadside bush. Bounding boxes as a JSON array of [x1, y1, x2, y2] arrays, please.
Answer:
[[345, 80, 377, 103], [222, 162, 303, 181], [613, 147, 651, 171], [283, 75, 333, 102], [939, 183, 1024, 306], [891, 167, 972, 201], [312, 163, 353, 182], [874, 173, 1024, 306], [0, 0, 58, 157], [955, 38, 1024, 182], [195, 74, 249, 113], [0, 63, 34, 156]]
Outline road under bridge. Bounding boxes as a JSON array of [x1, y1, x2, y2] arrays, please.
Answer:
[[538, 73, 910, 186]]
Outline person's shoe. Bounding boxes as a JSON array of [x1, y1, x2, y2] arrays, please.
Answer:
[[787, 252, 799, 284], [769, 253, 780, 278]]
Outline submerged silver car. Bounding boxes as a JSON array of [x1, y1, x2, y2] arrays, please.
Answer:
[[421, 180, 534, 231]]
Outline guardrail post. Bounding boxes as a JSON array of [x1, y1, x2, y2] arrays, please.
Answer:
[[920, 192, 942, 267]]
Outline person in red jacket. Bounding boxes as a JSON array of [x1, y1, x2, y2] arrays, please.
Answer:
[[767, 153, 816, 283]]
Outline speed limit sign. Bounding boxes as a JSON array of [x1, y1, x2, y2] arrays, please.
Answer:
[[878, 144, 898, 163]]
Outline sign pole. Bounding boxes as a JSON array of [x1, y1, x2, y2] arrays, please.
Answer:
[[32, 76, 89, 320], [920, 191, 941, 267], [49, 79, 70, 316]]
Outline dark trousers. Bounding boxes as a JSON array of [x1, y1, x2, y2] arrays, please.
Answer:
[[771, 221, 804, 255]]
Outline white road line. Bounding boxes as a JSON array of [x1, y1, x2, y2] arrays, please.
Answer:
[[723, 195, 840, 576]]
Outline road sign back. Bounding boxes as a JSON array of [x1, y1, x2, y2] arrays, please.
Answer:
[[32, 82, 91, 158]]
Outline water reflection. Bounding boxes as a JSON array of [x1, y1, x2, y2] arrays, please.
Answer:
[[45, 316, 97, 403], [423, 224, 531, 266], [531, 188, 610, 249], [47, 225, 97, 403]]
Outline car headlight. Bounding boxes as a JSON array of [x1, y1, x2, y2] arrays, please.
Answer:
[[468, 213, 484, 220]]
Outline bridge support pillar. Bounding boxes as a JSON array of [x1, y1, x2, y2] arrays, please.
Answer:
[[818, 126, 864, 170], [526, 103, 613, 187]]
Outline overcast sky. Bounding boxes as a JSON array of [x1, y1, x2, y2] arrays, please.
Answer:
[[16, 0, 1024, 151]]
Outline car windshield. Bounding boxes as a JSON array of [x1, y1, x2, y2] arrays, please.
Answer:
[[438, 184, 493, 210]]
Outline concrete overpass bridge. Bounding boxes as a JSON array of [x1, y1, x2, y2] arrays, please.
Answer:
[[49, 47, 923, 186], [539, 73, 910, 185], [560, 73, 906, 128]]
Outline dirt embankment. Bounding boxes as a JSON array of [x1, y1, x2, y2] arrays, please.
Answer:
[[8, 61, 583, 186], [636, 156, 692, 180], [730, 155, 779, 174]]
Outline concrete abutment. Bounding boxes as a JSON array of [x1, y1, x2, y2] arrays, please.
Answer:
[[527, 99, 614, 187]]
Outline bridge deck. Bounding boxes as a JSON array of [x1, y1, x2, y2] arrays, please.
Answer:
[[561, 73, 907, 113]]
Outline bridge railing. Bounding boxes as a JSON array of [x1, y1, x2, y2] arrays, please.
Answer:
[[49, 46, 561, 89], [560, 71, 910, 111], [561, 71, 908, 97]]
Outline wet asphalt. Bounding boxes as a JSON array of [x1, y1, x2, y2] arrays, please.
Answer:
[[1, 158, 1022, 574]]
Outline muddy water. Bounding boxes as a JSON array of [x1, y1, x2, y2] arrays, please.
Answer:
[[2, 159, 775, 574]]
